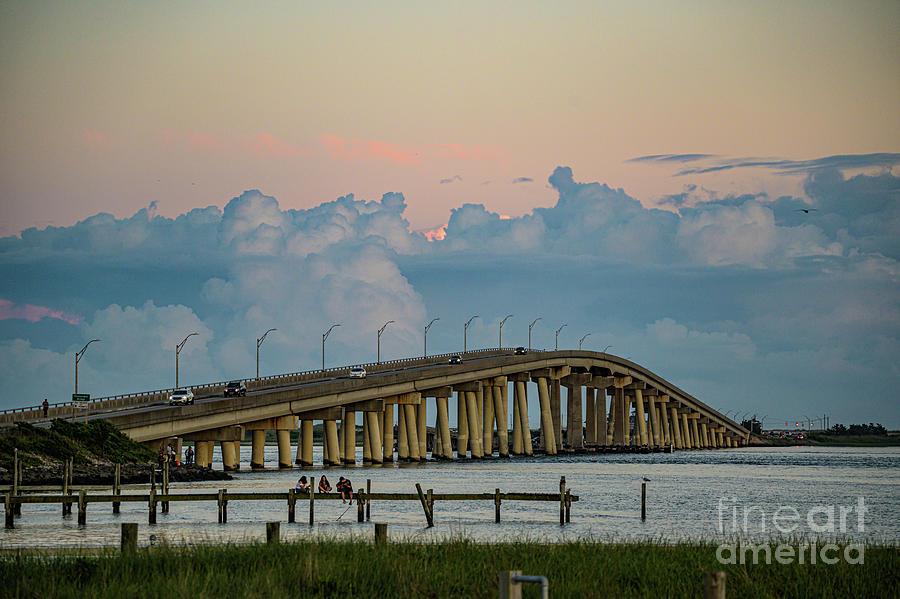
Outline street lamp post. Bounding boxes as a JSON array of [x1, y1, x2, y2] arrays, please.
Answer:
[[424, 317, 439, 357], [554, 324, 567, 351], [463, 315, 479, 353], [528, 318, 542, 351], [499, 314, 513, 348], [322, 324, 341, 372], [74, 339, 101, 394], [578, 332, 591, 350], [377, 320, 394, 363], [602, 345, 612, 353], [256, 328, 277, 379], [175, 333, 198, 388]]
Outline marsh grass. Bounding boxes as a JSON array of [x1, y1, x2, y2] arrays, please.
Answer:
[[1, 537, 897, 598]]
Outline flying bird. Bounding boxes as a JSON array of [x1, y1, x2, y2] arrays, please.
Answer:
[[794, 208, 817, 213]]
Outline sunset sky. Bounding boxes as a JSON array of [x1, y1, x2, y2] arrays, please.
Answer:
[[0, 1, 898, 427]]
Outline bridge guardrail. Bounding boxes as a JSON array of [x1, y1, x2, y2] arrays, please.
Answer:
[[0, 347, 524, 425]]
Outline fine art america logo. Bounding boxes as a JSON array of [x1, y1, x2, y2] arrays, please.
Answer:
[[714, 496, 867, 565]]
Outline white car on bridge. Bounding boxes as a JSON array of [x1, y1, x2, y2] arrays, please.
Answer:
[[168, 389, 194, 406]]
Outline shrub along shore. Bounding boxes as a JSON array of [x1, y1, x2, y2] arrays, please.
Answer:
[[1, 538, 896, 599]]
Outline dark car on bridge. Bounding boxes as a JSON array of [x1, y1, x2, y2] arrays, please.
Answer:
[[448, 355, 463, 364], [224, 380, 247, 397], [514, 346, 527, 355]]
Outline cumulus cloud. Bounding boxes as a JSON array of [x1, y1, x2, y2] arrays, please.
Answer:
[[0, 166, 897, 426]]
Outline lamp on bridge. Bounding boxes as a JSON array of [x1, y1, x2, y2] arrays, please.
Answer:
[[578, 332, 591, 350], [499, 314, 513, 349], [554, 323, 567, 351], [528, 317, 542, 351], [424, 317, 439, 357], [256, 328, 277, 378], [463, 315, 479, 353], [322, 324, 341, 372], [377, 320, 394, 364], [74, 339, 101, 394], [175, 333, 198, 388]]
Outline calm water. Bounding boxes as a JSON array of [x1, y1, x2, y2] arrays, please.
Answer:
[[2, 446, 897, 548]]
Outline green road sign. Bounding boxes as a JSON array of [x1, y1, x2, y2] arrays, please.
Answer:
[[72, 393, 90, 401]]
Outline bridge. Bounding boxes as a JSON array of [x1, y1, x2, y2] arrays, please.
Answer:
[[1, 349, 750, 469]]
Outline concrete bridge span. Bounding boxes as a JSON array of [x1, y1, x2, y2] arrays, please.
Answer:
[[98, 349, 749, 469]]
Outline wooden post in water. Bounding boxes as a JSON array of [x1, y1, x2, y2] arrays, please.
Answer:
[[266, 521, 280, 544], [703, 571, 726, 599], [427, 488, 434, 519], [148, 488, 157, 524], [415, 483, 433, 527], [287, 488, 296, 523], [113, 464, 121, 514], [374, 522, 388, 543], [357, 490, 365, 522], [61, 460, 69, 516], [641, 481, 647, 521], [565, 489, 571, 523], [365, 479, 371, 521], [494, 488, 501, 523], [121, 523, 138, 551], [559, 476, 566, 525], [77, 489, 87, 525], [308, 481, 315, 526], [217, 489, 228, 523], [4, 493, 13, 529], [163, 461, 170, 513], [12, 451, 20, 516]]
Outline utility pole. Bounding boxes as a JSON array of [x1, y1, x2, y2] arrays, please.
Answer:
[[256, 328, 277, 378], [499, 314, 513, 348], [528, 318, 542, 351], [322, 324, 340, 372], [377, 320, 394, 363], [74, 339, 101, 394], [424, 317, 439, 357], [175, 333, 198, 388], [554, 324, 567, 351], [464, 315, 479, 353]]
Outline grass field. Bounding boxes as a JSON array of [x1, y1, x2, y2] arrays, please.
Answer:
[[1, 538, 896, 598]]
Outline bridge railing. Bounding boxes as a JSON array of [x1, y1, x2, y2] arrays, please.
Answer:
[[0, 347, 525, 425]]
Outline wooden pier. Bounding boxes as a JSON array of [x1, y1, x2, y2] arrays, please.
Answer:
[[3, 476, 577, 529]]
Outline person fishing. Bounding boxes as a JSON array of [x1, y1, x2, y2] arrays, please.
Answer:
[[318, 474, 332, 493], [336, 476, 353, 504]]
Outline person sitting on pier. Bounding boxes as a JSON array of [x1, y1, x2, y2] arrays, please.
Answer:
[[318, 475, 332, 493], [296, 476, 309, 492], [336, 476, 353, 504]]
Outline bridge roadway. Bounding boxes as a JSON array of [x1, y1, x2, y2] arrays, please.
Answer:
[[11, 350, 752, 469]]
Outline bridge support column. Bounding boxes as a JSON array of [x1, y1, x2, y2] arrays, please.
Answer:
[[222, 440, 238, 471], [382, 404, 394, 462], [635, 389, 648, 446], [689, 416, 700, 450], [342, 410, 356, 465], [365, 411, 382, 463], [680, 413, 691, 449], [716, 429, 724, 448], [417, 401, 427, 459], [403, 404, 420, 461], [607, 392, 616, 445], [465, 391, 484, 458], [324, 420, 340, 466], [514, 380, 533, 456], [194, 441, 210, 467], [585, 387, 596, 445], [251, 431, 266, 469], [456, 392, 468, 457], [436, 397, 452, 459], [550, 380, 562, 451], [699, 421, 708, 449], [510, 382, 522, 455], [659, 401, 671, 446], [363, 414, 371, 462], [398, 405, 409, 460], [276, 430, 292, 469], [565, 383, 584, 450], [482, 385, 495, 456], [299, 420, 314, 466], [669, 407, 683, 449], [535, 377, 557, 454], [492, 384, 509, 457], [612, 387, 626, 445], [648, 396, 660, 447]]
